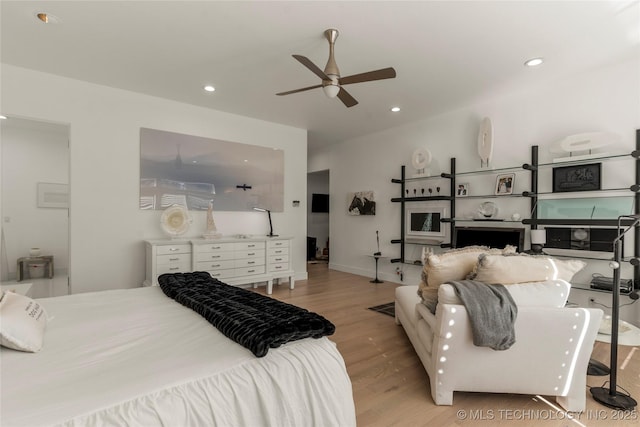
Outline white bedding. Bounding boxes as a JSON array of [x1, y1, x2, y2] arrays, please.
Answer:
[[1, 287, 356, 426]]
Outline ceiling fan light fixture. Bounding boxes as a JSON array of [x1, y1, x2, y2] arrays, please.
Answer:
[[524, 57, 544, 67], [323, 84, 340, 98]]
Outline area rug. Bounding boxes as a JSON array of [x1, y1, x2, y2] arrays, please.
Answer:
[[368, 302, 395, 317]]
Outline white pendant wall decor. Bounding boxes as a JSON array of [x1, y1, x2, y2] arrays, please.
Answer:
[[411, 147, 432, 177], [477, 117, 493, 168]]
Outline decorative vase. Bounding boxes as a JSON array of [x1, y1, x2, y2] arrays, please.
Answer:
[[203, 200, 222, 239]]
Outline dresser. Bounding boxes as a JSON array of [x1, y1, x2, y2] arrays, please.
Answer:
[[144, 237, 294, 294]]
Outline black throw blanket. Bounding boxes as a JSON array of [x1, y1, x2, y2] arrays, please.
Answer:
[[158, 272, 335, 357]]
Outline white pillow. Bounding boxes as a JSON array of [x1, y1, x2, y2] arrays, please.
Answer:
[[422, 245, 516, 288], [0, 290, 48, 352], [469, 253, 586, 284]]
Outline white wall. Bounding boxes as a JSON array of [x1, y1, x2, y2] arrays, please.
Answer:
[[319, 58, 640, 323], [307, 170, 329, 258], [1, 124, 69, 279], [1, 64, 308, 293]]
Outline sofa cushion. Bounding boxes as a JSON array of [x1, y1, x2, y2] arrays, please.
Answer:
[[468, 253, 586, 284], [438, 279, 571, 308]]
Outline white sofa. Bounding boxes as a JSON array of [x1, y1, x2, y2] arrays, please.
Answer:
[[395, 280, 603, 412]]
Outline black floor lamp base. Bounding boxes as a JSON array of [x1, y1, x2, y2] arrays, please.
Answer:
[[587, 359, 610, 376], [591, 387, 637, 410], [370, 278, 383, 284]]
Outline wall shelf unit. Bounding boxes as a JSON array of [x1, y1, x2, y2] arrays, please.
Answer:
[[391, 129, 640, 290]]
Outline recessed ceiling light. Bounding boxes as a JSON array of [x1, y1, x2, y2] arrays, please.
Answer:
[[524, 57, 544, 67], [203, 85, 215, 92], [36, 12, 60, 24], [390, 107, 401, 112]]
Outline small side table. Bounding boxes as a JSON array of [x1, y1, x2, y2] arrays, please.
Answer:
[[17, 256, 54, 282], [367, 254, 386, 284]]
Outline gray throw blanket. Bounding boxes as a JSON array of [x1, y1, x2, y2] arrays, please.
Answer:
[[448, 280, 518, 351]]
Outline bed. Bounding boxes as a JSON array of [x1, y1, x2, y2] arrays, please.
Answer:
[[1, 282, 356, 426]]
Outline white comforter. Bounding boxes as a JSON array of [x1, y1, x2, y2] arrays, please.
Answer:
[[1, 287, 355, 426]]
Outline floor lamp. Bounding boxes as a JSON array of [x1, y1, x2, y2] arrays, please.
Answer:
[[590, 214, 639, 410]]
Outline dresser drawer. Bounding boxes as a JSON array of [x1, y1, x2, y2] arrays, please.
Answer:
[[235, 249, 265, 259], [207, 269, 237, 280], [157, 253, 190, 266], [267, 240, 289, 249], [195, 251, 235, 262], [236, 266, 266, 276], [268, 262, 290, 273], [235, 258, 266, 268], [195, 260, 235, 271], [196, 242, 235, 253], [234, 241, 266, 251], [157, 244, 191, 255], [268, 246, 289, 256], [157, 262, 190, 275], [268, 254, 289, 264]]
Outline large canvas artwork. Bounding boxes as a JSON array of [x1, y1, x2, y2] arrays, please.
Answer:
[[347, 191, 376, 216], [140, 128, 284, 212]]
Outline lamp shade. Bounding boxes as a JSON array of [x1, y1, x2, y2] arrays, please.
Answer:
[[531, 229, 546, 245], [323, 84, 340, 98]]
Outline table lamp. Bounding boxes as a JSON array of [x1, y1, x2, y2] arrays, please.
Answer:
[[253, 207, 277, 237], [530, 229, 546, 254]]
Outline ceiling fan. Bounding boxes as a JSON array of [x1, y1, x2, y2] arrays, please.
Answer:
[[276, 29, 396, 107]]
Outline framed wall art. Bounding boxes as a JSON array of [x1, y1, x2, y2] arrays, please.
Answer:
[[552, 163, 601, 193], [405, 203, 448, 242], [347, 191, 376, 215]]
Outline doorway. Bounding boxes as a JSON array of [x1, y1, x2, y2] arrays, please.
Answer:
[[307, 170, 329, 274], [1, 117, 70, 297]]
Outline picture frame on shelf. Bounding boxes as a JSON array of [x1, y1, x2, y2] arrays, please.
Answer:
[[405, 203, 448, 242], [495, 173, 515, 195], [456, 183, 469, 197], [552, 163, 601, 193]]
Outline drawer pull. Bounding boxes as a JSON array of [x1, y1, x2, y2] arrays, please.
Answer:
[[169, 267, 180, 271], [247, 252, 255, 256], [275, 258, 283, 261], [275, 265, 282, 269], [169, 248, 180, 252], [211, 264, 221, 268], [248, 269, 255, 273], [211, 246, 221, 250], [169, 257, 179, 261], [275, 250, 283, 254], [248, 244, 256, 248], [211, 255, 221, 259], [248, 261, 255, 264]]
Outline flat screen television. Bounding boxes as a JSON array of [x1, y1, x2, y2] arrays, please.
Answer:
[[311, 193, 329, 213], [453, 226, 525, 252]]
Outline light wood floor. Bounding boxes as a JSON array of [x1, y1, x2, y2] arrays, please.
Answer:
[[258, 263, 640, 426]]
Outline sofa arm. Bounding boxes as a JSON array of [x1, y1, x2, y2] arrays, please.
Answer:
[[430, 303, 602, 412]]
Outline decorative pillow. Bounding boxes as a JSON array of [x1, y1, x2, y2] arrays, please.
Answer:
[[418, 245, 516, 311], [468, 253, 586, 284], [0, 290, 48, 352], [422, 245, 516, 288]]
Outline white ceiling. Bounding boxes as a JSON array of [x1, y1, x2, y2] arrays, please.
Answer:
[[1, 1, 638, 150]]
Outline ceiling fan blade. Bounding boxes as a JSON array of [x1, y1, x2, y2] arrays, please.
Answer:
[[276, 84, 323, 96], [339, 67, 396, 85], [292, 54, 331, 80], [337, 87, 358, 108]]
